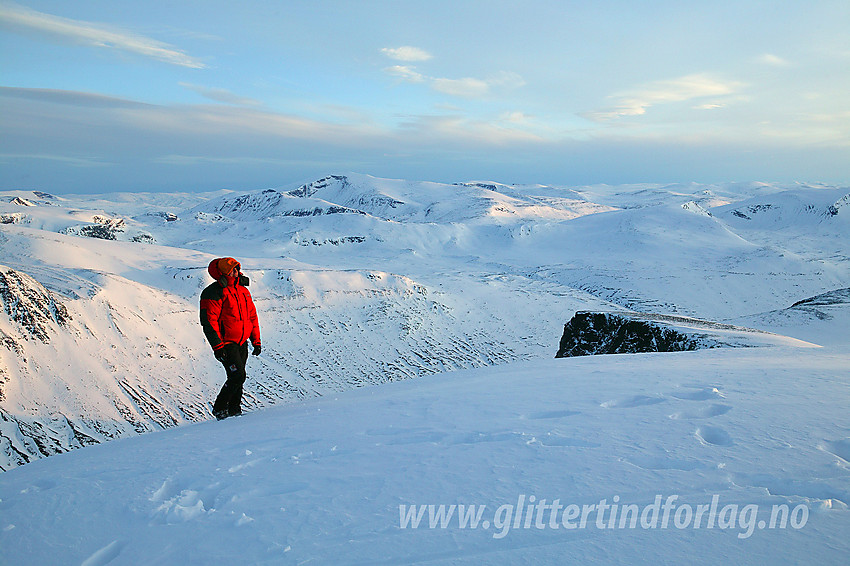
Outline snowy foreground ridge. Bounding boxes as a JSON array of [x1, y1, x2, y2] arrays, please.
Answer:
[[1, 349, 848, 565], [0, 174, 849, 564]]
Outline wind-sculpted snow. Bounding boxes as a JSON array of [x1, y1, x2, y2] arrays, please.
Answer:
[[0, 175, 848, 471]]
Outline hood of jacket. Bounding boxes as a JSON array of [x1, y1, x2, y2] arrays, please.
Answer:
[[208, 257, 249, 287]]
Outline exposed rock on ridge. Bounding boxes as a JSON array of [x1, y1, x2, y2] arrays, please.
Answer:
[[555, 311, 813, 357], [556, 312, 710, 357]]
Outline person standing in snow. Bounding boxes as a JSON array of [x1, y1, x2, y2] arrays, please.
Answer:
[[199, 257, 262, 420]]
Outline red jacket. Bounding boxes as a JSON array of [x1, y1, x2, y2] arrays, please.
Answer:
[[200, 259, 261, 351]]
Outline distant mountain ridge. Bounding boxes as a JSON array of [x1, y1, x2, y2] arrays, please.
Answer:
[[196, 187, 368, 221]]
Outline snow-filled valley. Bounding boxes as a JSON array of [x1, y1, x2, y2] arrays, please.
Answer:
[[0, 174, 848, 564]]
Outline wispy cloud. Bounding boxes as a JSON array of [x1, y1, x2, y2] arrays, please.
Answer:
[[396, 113, 544, 146], [0, 153, 109, 168], [431, 72, 527, 98], [586, 74, 744, 121], [499, 111, 533, 124], [179, 83, 262, 106], [380, 46, 433, 62], [756, 53, 790, 67], [381, 47, 524, 99], [152, 155, 306, 166], [431, 77, 490, 98], [0, 86, 368, 151], [487, 71, 526, 89], [0, 86, 150, 108], [384, 65, 426, 83], [0, 2, 206, 68], [693, 103, 726, 110]]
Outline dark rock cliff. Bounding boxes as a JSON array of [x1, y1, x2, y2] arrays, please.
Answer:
[[556, 312, 711, 357]]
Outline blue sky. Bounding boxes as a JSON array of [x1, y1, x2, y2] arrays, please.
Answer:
[[1, 0, 848, 193]]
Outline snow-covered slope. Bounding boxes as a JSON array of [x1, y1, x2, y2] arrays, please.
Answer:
[[0, 347, 847, 565], [0, 175, 848, 472]]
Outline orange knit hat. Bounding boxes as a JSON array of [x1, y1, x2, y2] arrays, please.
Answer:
[[217, 257, 241, 276]]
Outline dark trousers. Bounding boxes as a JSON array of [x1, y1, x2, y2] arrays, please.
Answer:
[[213, 342, 249, 416]]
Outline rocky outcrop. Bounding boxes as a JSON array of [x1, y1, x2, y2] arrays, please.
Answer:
[[790, 287, 850, 308], [827, 194, 850, 217], [203, 187, 366, 220], [0, 213, 30, 225], [556, 312, 708, 357], [289, 175, 351, 198], [9, 197, 36, 207], [61, 216, 126, 240], [0, 266, 70, 344], [554, 311, 812, 357]]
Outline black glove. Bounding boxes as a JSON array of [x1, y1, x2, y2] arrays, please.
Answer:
[[252, 344, 262, 356], [214, 348, 227, 363]]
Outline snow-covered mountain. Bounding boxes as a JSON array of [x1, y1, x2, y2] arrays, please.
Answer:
[[0, 174, 848, 472], [1, 174, 849, 565]]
